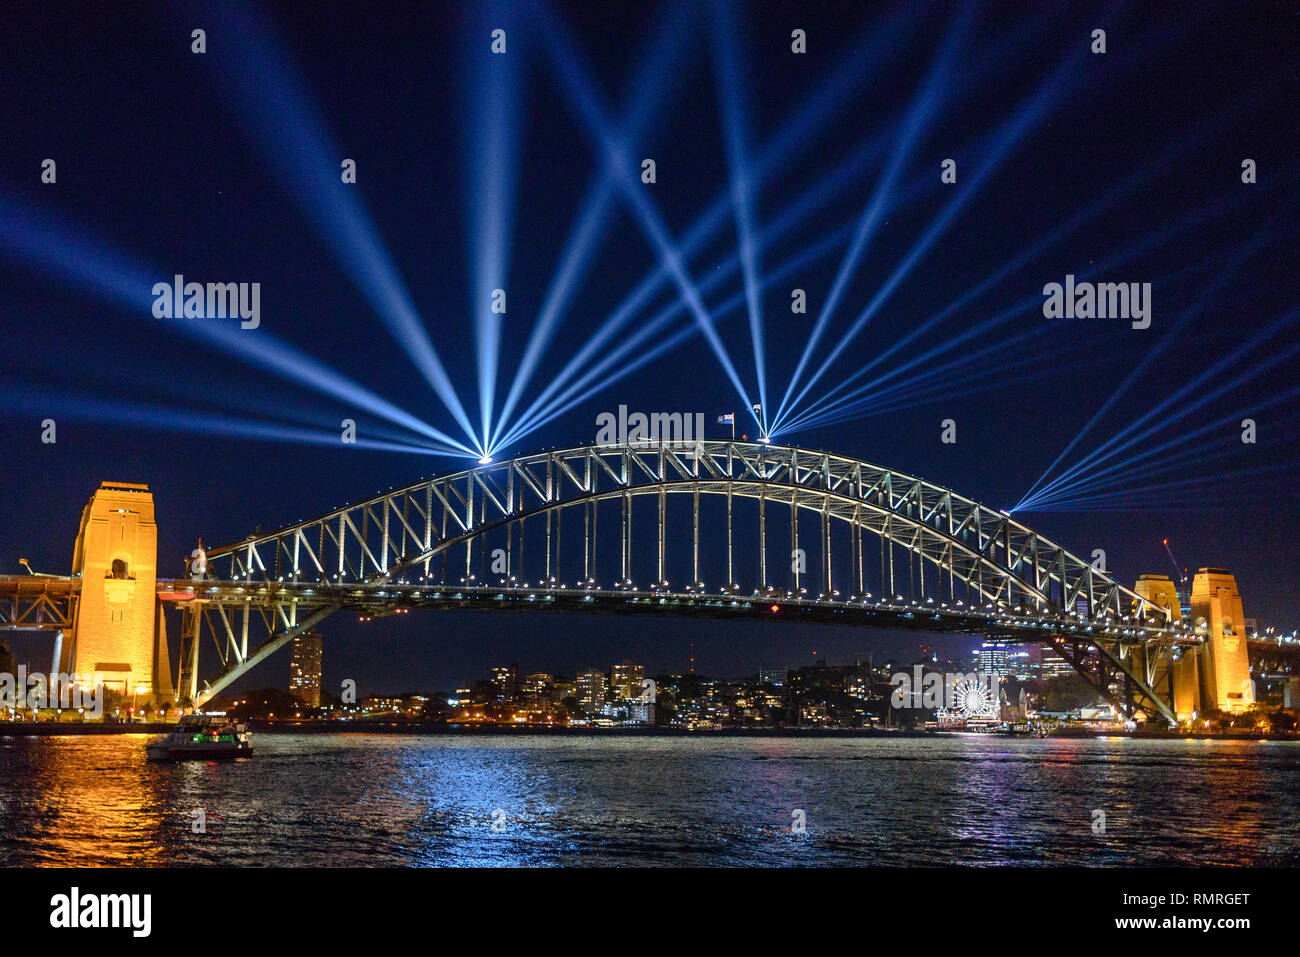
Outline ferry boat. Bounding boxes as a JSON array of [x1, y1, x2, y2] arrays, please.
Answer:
[[146, 712, 253, 761]]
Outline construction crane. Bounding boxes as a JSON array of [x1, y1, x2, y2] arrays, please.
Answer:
[[1162, 538, 1189, 591]]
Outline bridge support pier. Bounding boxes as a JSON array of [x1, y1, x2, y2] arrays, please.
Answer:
[[1134, 569, 1254, 720], [62, 482, 174, 709]]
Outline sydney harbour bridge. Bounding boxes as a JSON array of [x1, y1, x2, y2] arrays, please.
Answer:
[[1, 440, 1204, 726]]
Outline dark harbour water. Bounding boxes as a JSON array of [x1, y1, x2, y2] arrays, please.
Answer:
[[1, 733, 1297, 867]]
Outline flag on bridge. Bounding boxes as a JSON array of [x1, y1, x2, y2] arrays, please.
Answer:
[[717, 413, 734, 424]]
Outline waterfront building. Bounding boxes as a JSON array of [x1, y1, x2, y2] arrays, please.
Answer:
[[626, 700, 655, 725], [520, 672, 553, 701], [490, 663, 520, 703], [576, 668, 607, 715], [845, 674, 871, 699], [610, 661, 644, 701]]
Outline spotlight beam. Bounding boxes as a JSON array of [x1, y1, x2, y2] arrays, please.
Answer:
[[1021, 303, 1300, 509], [1020, 459, 1300, 512], [504, 112, 1012, 450], [824, 352, 1121, 431], [788, 100, 1263, 428], [1026, 410, 1294, 509], [464, 0, 525, 453], [778, 200, 1241, 436], [499, 8, 1052, 451], [773, 8, 972, 429], [505, 124, 1010, 450], [534, 0, 756, 425], [779, 321, 1131, 436], [20, 337, 452, 453], [772, 13, 1153, 434], [502, 126, 899, 446], [489, 2, 693, 453], [191, 0, 479, 449], [0, 195, 476, 455], [1019, 215, 1296, 507], [497, 217, 860, 447], [1, 385, 459, 456], [709, 0, 768, 432]]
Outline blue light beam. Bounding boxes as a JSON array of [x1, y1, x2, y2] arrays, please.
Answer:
[[464, 0, 525, 452], [773, 12, 1148, 433], [534, 0, 757, 425], [773, 7, 973, 430], [488, 2, 693, 453], [193, 0, 478, 449], [0, 194, 477, 456], [710, 0, 769, 432]]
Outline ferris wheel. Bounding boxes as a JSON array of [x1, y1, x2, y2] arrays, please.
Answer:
[[950, 676, 999, 720]]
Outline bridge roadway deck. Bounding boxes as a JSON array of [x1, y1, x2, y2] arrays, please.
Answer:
[[0, 571, 1224, 650], [0, 574, 77, 630], [174, 578, 1190, 646]]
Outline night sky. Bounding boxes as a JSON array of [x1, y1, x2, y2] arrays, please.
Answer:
[[2, 1, 1297, 696]]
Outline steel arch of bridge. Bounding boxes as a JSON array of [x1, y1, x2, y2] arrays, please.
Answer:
[[181, 441, 1185, 721]]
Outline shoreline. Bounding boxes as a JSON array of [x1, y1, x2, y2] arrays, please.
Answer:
[[0, 721, 947, 738], [1, 721, 1295, 741]]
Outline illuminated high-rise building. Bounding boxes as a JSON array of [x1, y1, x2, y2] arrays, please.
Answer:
[[289, 633, 323, 708], [520, 672, 553, 701], [610, 661, 644, 701], [576, 668, 607, 715], [490, 663, 520, 703], [975, 642, 1009, 676]]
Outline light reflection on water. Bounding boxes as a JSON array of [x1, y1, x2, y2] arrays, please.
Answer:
[[1, 733, 1296, 866]]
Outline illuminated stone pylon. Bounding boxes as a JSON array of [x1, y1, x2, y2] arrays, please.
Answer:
[[60, 482, 173, 708], [1134, 573, 1199, 721], [1190, 568, 1254, 715]]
